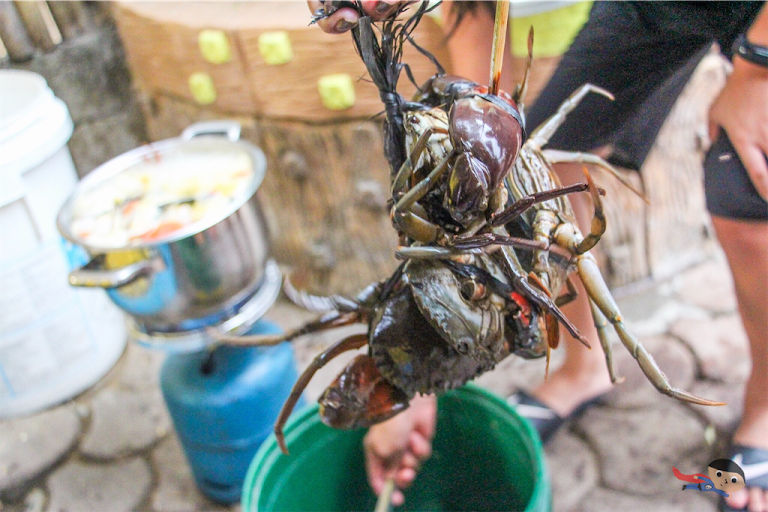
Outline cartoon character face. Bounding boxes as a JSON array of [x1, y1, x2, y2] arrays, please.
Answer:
[[708, 466, 746, 493]]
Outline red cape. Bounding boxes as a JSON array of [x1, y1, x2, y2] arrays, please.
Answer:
[[673, 467, 709, 484]]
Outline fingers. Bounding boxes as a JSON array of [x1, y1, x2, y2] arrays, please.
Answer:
[[367, 1, 405, 20], [307, 0, 360, 33], [409, 429, 433, 460], [308, 1, 405, 33]]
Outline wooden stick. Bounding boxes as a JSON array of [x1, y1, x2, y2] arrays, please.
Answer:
[[488, 0, 510, 95], [0, 3, 35, 61], [374, 478, 396, 512], [14, 1, 61, 52]]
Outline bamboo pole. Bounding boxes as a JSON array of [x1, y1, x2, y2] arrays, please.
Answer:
[[14, 0, 57, 51], [0, 3, 35, 61]]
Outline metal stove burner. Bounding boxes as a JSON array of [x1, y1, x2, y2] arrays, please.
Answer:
[[127, 260, 282, 352]]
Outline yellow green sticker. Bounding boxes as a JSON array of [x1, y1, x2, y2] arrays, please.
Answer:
[[258, 31, 293, 65], [188, 73, 216, 105], [317, 74, 356, 111], [198, 29, 232, 64]]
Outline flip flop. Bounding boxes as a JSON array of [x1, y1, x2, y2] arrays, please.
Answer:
[[720, 444, 768, 512], [507, 390, 604, 444]]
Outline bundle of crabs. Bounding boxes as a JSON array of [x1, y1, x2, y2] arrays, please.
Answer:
[[215, 1, 722, 455]]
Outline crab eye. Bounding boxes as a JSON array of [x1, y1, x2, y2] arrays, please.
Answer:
[[731, 477, 738, 483], [716, 471, 722, 477], [460, 280, 486, 301]]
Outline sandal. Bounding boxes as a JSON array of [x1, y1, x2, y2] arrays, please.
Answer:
[[720, 444, 768, 512], [507, 390, 603, 444]]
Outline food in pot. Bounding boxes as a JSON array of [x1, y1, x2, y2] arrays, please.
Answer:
[[69, 148, 253, 247]]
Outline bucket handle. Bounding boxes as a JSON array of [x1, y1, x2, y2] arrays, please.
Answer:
[[68, 255, 163, 289], [181, 121, 241, 142]]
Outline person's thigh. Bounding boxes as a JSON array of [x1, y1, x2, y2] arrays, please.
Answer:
[[525, 1, 711, 170]]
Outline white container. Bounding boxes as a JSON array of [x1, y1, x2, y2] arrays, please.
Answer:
[[0, 70, 126, 418]]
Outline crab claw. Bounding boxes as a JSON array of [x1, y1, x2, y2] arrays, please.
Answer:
[[319, 355, 410, 430]]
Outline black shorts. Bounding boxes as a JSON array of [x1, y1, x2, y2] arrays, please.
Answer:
[[526, 1, 767, 220]]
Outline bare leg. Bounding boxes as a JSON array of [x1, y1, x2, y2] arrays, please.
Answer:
[[714, 217, 768, 511], [530, 161, 613, 416]]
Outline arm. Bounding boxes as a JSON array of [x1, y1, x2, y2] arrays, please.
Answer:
[[440, 1, 515, 91], [708, 2, 768, 201]]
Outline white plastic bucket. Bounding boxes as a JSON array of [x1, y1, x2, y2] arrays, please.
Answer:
[[0, 70, 126, 418]]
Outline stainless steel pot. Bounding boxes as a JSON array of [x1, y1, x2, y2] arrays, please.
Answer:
[[57, 121, 279, 334]]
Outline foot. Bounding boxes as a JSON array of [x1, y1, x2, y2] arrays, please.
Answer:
[[529, 364, 614, 418], [723, 415, 768, 512]]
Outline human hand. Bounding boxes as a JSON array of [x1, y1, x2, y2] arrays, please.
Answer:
[[708, 58, 768, 202], [363, 393, 437, 506], [306, 1, 403, 34]]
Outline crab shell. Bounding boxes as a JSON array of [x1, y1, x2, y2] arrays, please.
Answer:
[[370, 257, 513, 397]]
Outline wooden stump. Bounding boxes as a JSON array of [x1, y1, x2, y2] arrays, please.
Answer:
[[253, 119, 399, 295]]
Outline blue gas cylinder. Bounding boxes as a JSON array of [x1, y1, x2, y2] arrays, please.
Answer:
[[160, 319, 304, 503]]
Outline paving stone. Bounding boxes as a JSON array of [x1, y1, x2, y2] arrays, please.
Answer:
[[115, 343, 166, 393], [572, 486, 717, 512], [688, 380, 746, 435], [602, 334, 696, 409], [614, 283, 675, 324], [45, 458, 151, 512], [609, 299, 709, 341], [80, 388, 170, 460], [574, 400, 711, 496], [0, 406, 80, 499], [22, 487, 46, 512], [150, 434, 232, 512], [545, 432, 599, 512], [674, 257, 736, 314], [0, 487, 45, 512], [670, 315, 750, 383]]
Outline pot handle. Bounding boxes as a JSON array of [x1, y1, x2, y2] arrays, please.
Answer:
[[68, 256, 160, 289], [181, 121, 241, 142]]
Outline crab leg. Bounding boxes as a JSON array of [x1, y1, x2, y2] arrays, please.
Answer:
[[210, 311, 361, 346], [574, 166, 606, 255], [495, 243, 591, 349], [588, 298, 623, 384], [542, 149, 648, 203], [391, 127, 438, 201], [275, 333, 369, 454], [451, 233, 550, 252], [491, 181, 606, 227], [575, 253, 724, 406], [392, 151, 454, 244], [528, 84, 614, 149]]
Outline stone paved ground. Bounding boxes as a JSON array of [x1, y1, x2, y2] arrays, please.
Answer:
[[0, 245, 748, 512]]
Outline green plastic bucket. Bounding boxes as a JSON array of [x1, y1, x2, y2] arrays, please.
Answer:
[[242, 384, 551, 511]]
